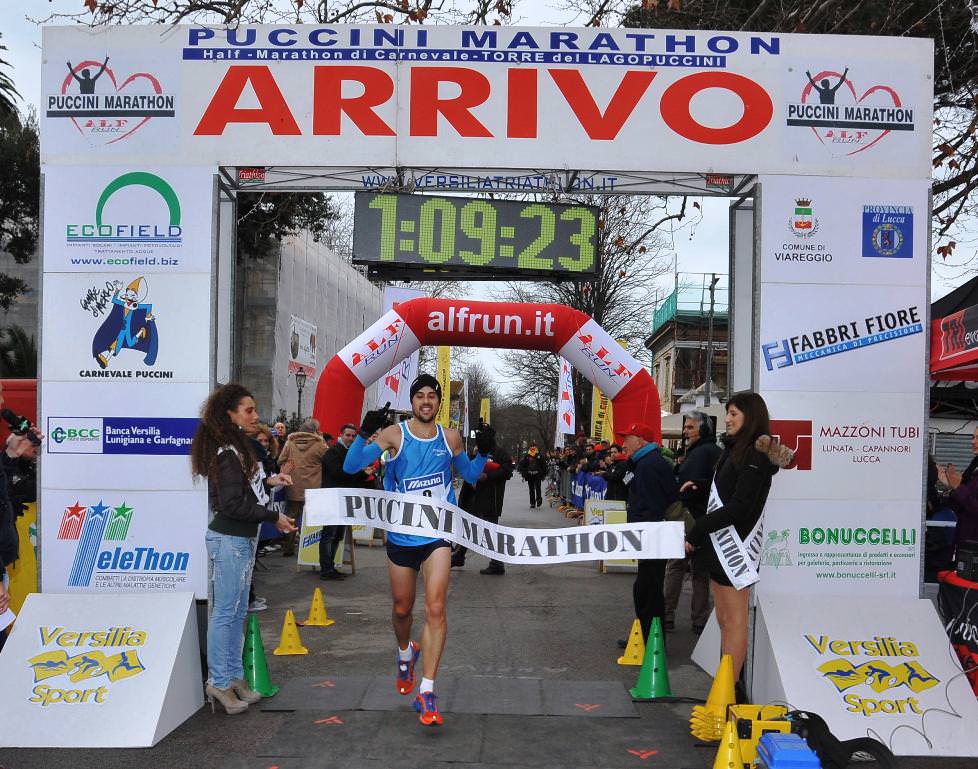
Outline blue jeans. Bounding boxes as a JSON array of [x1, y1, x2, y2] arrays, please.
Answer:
[[206, 530, 256, 689]]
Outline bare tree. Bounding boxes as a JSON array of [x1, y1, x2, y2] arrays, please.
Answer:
[[496, 194, 675, 433]]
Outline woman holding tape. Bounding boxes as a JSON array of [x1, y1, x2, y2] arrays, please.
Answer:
[[683, 392, 792, 686], [191, 383, 295, 715]]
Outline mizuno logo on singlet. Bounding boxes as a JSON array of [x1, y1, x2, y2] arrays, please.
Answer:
[[404, 474, 444, 492]]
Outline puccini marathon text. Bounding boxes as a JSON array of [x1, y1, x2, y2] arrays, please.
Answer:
[[305, 487, 684, 564]]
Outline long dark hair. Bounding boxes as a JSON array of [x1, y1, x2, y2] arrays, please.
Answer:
[[191, 383, 257, 479], [726, 391, 771, 465]]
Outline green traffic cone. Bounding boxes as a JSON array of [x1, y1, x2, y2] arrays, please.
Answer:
[[629, 617, 672, 699], [243, 613, 280, 697]]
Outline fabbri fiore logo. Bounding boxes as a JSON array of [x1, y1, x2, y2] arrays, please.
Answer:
[[67, 172, 182, 252], [47, 55, 175, 144], [805, 634, 939, 718], [762, 305, 922, 371], [769, 420, 813, 470], [786, 67, 914, 155], [58, 500, 190, 589], [862, 205, 913, 259], [27, 625, 147, 707]]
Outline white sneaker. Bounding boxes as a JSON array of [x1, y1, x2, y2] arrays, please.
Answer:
[[248, 598, 267, 612]]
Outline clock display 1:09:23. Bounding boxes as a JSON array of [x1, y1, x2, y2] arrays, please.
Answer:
[[364, 194, 597, 274]]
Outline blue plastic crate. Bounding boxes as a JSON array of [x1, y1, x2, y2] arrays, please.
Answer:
[[756, 732, 821, 769]]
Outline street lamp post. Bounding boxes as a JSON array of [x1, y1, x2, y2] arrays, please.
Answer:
[[295, 370, 307, 420]]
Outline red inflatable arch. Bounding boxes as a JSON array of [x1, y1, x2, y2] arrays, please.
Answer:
[[313, 298, 661, 442]]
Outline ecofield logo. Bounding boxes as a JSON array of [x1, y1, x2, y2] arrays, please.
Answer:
[[762, 305, 923, 371], [58, 500, 190, 587], [66, 172, 182, 247]]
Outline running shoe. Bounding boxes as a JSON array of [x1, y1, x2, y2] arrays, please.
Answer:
[[413, 691, 443, 726], [395, 641, 421, 695]]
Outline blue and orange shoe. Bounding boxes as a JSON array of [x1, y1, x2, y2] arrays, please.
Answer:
[[395, 641, 421, 695], [413, 690, 443, 726]]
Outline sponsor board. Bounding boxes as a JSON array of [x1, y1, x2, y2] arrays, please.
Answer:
[[765, 391, 924, 501], [47, 416, 197, 455], [42, 166, 214, 273], [40, 490, 207, 597], [759, 176, 928, 285], [41, 272, 210, 383], [41, 26, 931, 178], [287, 315, 317, 377], [756, 499, 920, 597], [755, 595, 978, 756], [41, 39, 179, 155], [0, 592, 202, 747], [757, 283, 926, 393], [40, 381, 207, 491]]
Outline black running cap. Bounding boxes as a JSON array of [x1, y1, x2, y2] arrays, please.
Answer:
[[410, 374, 442, 400]]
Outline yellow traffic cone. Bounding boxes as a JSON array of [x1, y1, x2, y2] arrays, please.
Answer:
[[712, 719, 740, 769], [301, 588, 335, 627], [705, 654, 736, 714], [617, 619, 645, 666], [273, 609, 309, 655]]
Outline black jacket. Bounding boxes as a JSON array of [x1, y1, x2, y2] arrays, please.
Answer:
[[601, 457, 630, 502], [0, 454, 20, 576], [518, 452, 545, 479], [625, 445, 678, 524], [676, 437, 722, 518], [686, 436, 779, 547], [460, 447, 513, 520], [208, 448, 278, 538], [322, 441, 370, 489]]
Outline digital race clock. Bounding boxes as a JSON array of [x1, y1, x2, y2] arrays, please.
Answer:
[[353, 192, 600, 280]]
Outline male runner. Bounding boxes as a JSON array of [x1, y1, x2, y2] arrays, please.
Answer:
[[343, 373, 494, 726]]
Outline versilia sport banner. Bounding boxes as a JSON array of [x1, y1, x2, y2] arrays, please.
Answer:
[[305, 487, 684, 564], [41, 25, 932, 177]]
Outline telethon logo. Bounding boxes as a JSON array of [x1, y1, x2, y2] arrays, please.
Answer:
[[58, 500, 190, 588], [65, 172, 183, 247]]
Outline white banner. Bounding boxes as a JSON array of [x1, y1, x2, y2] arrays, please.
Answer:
[[42, 165, 214, 274], [287, 315, 317, 376], [306, 487, 684, 564], [375, 286, 425, 411], [556, 357, 576, 439], [41, 26, 933, 178]]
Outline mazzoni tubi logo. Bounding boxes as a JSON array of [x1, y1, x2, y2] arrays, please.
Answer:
[[58, 500, 190, 588], [805, 633, 939, 718], [67, 172, 182, 251], [27, 625, 147, 707], [48, 55, 175, 144], [862, 205, 913, 259], [769, 419, 813, 470], [762, 305, 922, 371], [786, 66, 914, 155]]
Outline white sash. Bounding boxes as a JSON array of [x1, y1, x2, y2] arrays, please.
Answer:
[[706, 480, 764, 590]]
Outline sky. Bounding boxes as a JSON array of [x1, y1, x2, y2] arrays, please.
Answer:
[[3, 1, 971, 391]]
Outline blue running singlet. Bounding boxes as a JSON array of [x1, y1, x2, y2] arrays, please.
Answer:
[[384, 421, 456, 547]]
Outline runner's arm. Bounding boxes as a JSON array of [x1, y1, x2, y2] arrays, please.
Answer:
[[452, 450, 488, 485], [342, 436, 383, 474]]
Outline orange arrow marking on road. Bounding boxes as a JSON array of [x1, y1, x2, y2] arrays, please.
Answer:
[[314, 716, 344, 725], [628, 749, 659, 760], [575, 703, 602, 711], [312, 680, 335, 688]]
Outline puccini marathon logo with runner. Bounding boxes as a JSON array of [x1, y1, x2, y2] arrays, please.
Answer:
[[77, 276, 174, 381], [862, 205, 913, 259], [771, 418, 919, 467], [786, 66, 915, 155], [773, 197, 833, 264], [47, 54, 175, 144], [805, 633, 939, 719], [762, 305, 923, 371], [26, 625, 148, 708], [66, 172, 183, 263], [58, 500, 190, 589]]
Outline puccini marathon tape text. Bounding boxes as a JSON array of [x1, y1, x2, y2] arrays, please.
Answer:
[[305, 487, 684, 564]]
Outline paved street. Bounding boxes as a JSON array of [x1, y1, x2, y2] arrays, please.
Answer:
[[3, 479, 974, 769]]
